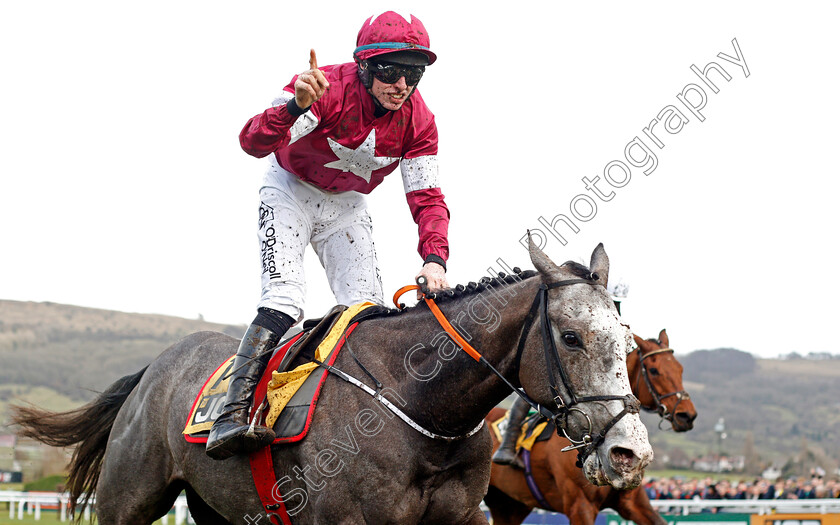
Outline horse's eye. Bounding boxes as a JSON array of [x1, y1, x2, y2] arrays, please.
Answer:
[[649, 367, 660, 376], [562, 332, 581, 348]]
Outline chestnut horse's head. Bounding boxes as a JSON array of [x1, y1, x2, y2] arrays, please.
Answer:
[[631, 329, 697, 432]]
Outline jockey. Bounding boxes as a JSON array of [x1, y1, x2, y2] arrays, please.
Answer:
[[207, 11, 451, 460], [492, 396, 531, 469]]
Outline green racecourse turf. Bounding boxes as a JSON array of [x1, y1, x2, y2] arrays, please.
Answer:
[[0, 515, 68, 524]]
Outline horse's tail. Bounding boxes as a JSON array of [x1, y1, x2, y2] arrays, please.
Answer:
[[10, 366, 148, 516]]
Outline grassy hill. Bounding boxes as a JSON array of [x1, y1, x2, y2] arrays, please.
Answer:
[[0, 299, 244, 425], [2, 299, 839, 476], [642, 348, 840, 473]]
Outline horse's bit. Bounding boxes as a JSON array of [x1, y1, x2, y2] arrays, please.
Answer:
[[634, 346, 691, 428]]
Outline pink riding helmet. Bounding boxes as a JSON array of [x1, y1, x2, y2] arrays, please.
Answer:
[[354, 11, 437, 65]]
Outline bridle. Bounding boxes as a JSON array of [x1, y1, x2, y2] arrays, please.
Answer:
[[400, 272, 640, 468], [513, 277, 640, 467], [634, 346, 691, 428]]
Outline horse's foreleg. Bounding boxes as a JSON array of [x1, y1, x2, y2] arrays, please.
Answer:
[[185, 486, 230, 525], [567, 499, 599, 525], [615, 489, 666, 525], [483, 485, 533, 525]]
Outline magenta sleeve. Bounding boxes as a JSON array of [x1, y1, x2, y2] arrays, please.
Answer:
[[406, 187, 450, 262]]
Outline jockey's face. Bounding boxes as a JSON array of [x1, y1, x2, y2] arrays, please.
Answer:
[[369, 76, 415, 111]]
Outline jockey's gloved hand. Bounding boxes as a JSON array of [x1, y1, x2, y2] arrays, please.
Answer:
[[416, 261, 448, 299]]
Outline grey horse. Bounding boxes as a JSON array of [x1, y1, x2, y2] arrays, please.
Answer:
[[13, 242, 652, 524]]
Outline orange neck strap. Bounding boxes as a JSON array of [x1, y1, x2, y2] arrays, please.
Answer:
[[392, 285, 482, 362]]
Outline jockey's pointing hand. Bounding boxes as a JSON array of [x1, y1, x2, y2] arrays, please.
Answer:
[[295, 49, 330, 109], [416, 262, 449, 299]]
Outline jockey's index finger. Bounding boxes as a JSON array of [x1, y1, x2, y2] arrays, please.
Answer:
[[309, 49, 318, 71]]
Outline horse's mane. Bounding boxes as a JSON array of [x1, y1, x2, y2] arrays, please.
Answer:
[[421, 268, 539, 306], [404, 259, 594, 306], [427, 259, 593, 306], [361, 268, 539, 321], [358, 259, 594, 321]]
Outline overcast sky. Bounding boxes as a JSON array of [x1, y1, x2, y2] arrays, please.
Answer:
[[2, 2, 838, 358]]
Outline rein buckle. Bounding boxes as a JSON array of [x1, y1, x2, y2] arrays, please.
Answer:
[[560, 433, 593, 452]]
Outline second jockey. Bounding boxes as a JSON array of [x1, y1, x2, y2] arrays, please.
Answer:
[[206, 11, 451, 460]]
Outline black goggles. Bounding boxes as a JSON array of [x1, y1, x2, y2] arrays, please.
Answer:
[[369, 62, 425, 85]]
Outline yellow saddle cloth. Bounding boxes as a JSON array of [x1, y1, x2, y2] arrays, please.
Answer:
[[264, 302, 373, 427], [182, 302, 374, 442]]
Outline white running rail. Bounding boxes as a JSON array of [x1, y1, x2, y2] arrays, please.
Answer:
[[0, 491, 192, 523]]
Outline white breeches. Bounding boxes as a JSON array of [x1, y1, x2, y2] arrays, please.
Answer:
[[257, 159, 384, 322]]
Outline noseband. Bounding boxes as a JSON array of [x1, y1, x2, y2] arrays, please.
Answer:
[[635, 346, 691, 426]]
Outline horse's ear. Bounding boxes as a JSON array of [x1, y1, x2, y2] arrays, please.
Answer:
[[528, 232, 562, 278], [632, 334, 645, 348], [659, 329, 669, 347], [589, 243, 610, 285]]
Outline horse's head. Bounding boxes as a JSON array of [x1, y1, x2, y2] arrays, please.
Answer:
[[631, 329, 697, 432], [519, 238, 653, 489]]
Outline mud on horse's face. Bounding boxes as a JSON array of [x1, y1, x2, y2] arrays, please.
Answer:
[[520, 239, 653, 489]]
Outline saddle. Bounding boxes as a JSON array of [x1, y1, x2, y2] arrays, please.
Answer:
[[183, 303, 371, 444], [276, 304, 347, 372], [491, 412, 554, 453]]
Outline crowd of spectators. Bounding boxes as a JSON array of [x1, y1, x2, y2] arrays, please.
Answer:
[[644, 475, 840, 500]]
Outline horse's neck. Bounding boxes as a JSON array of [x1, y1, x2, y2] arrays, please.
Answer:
[[626, 351, 642, 394], [393, 277, 540, 436]]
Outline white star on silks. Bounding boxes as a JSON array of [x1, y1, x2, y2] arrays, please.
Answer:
[[324, 129, 399, 183]]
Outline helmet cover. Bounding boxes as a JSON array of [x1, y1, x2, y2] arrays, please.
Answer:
[[354, 11, 436, 65]]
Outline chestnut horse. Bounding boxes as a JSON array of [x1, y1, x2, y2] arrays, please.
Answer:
[[484, 329, 696, 525], [13, 242, 653, 525]]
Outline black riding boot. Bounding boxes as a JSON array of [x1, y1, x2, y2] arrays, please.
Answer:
[[206, 313, 290, 460], [492, 396, 531, 469]]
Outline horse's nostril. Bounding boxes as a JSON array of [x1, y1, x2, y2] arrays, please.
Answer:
[[675, 411, 697, 424], [610, 447, 636, 469]]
